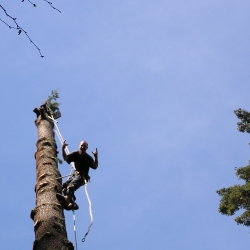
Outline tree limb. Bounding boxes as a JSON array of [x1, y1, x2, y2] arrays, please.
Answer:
[[0, 4, 44, 57], [43, 0, 61, 13]]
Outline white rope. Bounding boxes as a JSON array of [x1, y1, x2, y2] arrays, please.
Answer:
[[53, 121, 75, 177], [73, 210, 78, 250], [82, 179, 94, 242], [52, 120, 77, 248], [52, 118, 94, 242]]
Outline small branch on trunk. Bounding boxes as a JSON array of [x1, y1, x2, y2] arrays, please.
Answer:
[[33, 108, 40, 118], [38, 182, 49, 187], [39, 106, 47, 120], [38, 173, 52, 180], [30, 209, 36, 221], [34, 220, 42, 229]]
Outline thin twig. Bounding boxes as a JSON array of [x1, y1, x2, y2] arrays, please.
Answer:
[[43, 0, 61, 13], [0, 18, 16, 29], [0, 4, 44, 57], [27, 0, 37, 7], [23, 0, 61, 12]]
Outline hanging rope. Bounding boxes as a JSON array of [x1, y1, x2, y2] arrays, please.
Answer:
[[50, 116, 94, 243], [53, 121, 75, 175], [51, 118, 78, 248], [73, 210, 78, 250], [82, 178, 94, 242]]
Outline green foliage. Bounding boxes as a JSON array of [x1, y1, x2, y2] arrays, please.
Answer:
[[217, 182, 250, 217], [46, 89, 60, 115], [54, 156, 63, 164], [217, 109, 250, 227], [234, 108, 250, 133], [235, 211, 250, 226], [236, 164, 250, 182]]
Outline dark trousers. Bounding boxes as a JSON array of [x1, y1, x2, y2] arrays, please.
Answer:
[[63, 174, 86, 198]]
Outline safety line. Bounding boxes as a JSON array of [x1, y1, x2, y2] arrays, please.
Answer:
[[54, 122, 75, 177], [73, 210, 78, 250], [82, 180, 94, 242], [52, 120, 78, 248]]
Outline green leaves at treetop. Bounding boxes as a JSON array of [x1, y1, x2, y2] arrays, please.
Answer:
[[217, 108, 250, 228], [217, 179, 250, 226], [217, 172, 250, 209], [234, 211, 250, 226], [234, 108, 250, 133], [236, 164, 250, 182], [46, 89, 60, 115]]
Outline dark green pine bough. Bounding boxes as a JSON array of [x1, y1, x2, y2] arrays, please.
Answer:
[[217, 108, 250, 227]]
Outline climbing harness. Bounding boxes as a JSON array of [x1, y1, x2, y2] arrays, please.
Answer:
[[51, 174, 73, 180], [48, 115, 94, 247]]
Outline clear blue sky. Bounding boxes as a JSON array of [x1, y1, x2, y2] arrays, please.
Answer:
[[1, 1, 250, 249]]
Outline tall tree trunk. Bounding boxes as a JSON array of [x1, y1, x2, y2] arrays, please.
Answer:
[[31, 104, 74, 250]]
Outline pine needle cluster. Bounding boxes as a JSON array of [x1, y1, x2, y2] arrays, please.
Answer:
[[46, 89, 60, 116], [234, 108, 250, 133], [217, 108, 250, 227]]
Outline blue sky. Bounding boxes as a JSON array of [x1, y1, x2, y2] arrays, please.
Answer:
[[1, 0, 250, 249]]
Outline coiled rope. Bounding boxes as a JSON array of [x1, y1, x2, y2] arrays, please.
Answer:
[[51, 118, 94, 246]]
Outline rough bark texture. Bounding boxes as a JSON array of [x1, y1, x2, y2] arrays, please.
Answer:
[[31, 107, 74, 250]]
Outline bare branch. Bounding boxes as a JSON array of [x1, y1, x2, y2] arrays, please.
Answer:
[[27, 0, 37, 7], [23, 0, 61, 12], [22, 0, 37, 7], [43, 0, 61, 13], [1, 0, 61, 57], [0, 18, 17, 29], [0, 4, 44, 57]]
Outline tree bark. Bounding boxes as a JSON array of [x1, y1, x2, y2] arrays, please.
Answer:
[[31, 105, 74, 250]]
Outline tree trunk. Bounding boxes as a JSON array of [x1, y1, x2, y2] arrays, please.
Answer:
[[31, 105, 74, 250]]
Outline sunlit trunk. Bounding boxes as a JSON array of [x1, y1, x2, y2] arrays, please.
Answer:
[[31, 104, 74, 250]]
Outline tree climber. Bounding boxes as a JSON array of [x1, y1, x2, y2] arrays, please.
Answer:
[[56, 140, 98, 210]]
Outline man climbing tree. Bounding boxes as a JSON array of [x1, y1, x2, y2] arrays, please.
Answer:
[[56, 140, 98, 210], [32, 90, 98, 248], [217, 108, 250, 228]]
